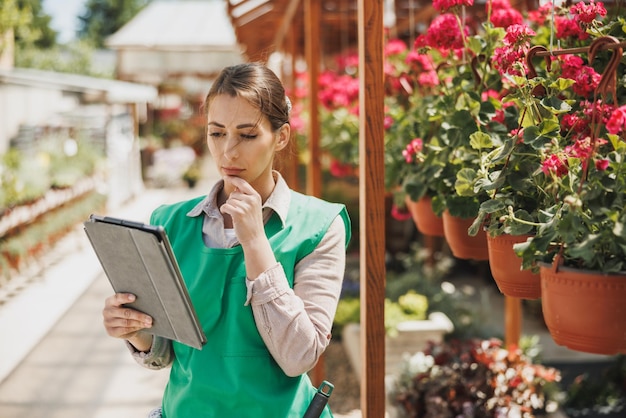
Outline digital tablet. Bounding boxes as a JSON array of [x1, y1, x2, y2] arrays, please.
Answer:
[[84, 214, 206, 350]]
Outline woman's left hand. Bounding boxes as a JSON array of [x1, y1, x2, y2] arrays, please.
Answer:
[[220, 176, 265, 246]]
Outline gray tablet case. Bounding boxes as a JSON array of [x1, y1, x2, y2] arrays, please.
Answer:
[[84, 214, 206, 350]]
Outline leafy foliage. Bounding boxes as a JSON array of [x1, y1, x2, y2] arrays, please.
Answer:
[[77, 0, 149, 48], [390, 338, 561, 418]]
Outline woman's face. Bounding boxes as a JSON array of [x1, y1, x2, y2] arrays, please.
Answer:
[[206, 94, 289, 198]]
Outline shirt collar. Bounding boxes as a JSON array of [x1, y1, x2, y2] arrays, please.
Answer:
[[186, 170, 290, 227]]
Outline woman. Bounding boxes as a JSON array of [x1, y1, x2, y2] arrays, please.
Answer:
[[102, 62, 351, 417]]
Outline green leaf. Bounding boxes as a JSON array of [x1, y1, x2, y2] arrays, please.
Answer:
[[469, 131, 493, 150], [467, 36, 483, 55], [468, 210, 488, 236], [524, 119, 559, 149], [567, 234, 599, 263], [507, 210, 535, 235], [455, 168, 477, 196], [479, 199, 505, 214], [541, 96, 572, 115], [548, 78, 576, 92]]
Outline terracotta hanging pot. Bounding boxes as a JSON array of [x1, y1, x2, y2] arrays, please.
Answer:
[[404, 195, 445, 237], [540, 260, 626, 355], [487, 234, 541, 299], [441, 210, 489, 260]]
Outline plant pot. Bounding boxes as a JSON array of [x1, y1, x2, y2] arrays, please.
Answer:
[[442, 210, 489, 260], [404, 195, 444, 237], [487, 233, 541, 299], [540, 261, 626, 355], [341, 312, 454, 379]]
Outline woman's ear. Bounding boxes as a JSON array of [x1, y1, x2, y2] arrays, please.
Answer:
[[275, 123, 291, 152]]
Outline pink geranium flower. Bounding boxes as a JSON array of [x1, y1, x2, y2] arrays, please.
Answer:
[[606, 105, 626, 135], [570, 0, 607, 24], [491, 8, 524, 28], [542, 154, 569, 177], [417, 13, 468, 51], [432, 0, 473, 13]]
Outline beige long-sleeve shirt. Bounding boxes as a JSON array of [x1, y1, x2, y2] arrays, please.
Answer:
[[128, 172, 347, 377]]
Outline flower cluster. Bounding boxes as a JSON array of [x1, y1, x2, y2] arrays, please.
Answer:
[[391, 338, 561, 418]]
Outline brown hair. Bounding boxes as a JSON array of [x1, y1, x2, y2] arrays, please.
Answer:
[[203, 62, 290, 132], [203, 63, 295, 171]]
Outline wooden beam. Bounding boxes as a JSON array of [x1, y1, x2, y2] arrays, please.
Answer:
[[273, 0, 301, 54], [358, 1, 386, 417], [304, 0, 321, 198]]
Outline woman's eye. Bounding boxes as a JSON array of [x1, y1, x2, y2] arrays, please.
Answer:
[[209, 132, 224, 138], [241, 133, 257, 140]]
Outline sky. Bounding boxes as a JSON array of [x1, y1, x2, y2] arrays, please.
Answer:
[[41, 0, 87, 44]]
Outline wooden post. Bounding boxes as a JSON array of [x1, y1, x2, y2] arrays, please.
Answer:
[[304, 0, 325, 387], [282, 21, 302, 193], [504, 296, 522, 348], [304, 0, 321, 198], [358, 1, 386, 417]]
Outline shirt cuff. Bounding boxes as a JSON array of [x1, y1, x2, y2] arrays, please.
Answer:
[[125, 335, 172, 369], [244, 262, 290, 306]]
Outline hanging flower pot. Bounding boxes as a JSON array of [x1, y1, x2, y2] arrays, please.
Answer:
[[442, 210, 489, 261], [404, 195, 444, 237], [487, 234, 541, 299], [540, 260, 626, 355]]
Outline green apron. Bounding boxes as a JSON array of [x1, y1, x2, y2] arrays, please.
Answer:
[[150, 191, 351, 418]]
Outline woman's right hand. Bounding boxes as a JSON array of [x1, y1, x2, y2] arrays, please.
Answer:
[[103, 293, 153, 351]]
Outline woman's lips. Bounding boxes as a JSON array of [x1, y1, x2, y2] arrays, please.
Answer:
[[222, 167, 244, 176]]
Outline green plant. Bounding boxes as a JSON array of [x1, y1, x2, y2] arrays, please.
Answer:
[[0, 190, 107, 275], [394, 0, 535, 220], [333, 290, 429, 338], [558, 355, 626, 417], [465, 2, 625, 250], [498, 5, 626, 274], [182, 160, 202, 185]]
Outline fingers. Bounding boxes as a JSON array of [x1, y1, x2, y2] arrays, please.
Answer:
[[223, 175, 255, 195], [103, 293, 152, 339]]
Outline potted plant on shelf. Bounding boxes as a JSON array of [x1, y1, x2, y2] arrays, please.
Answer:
[[396, 0, 533, 261], [498, 2, 626, 355], [382, 39, 447, 237], [459, 21, 551, 299]]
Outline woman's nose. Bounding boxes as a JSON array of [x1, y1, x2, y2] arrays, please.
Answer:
[[223, 136, 240, 159]]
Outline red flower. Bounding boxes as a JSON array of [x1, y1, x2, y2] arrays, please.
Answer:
[[329, 159, 356, 178], [561, 113, 589, 137], [572, 66, 602, 97], [502, 24, 536, 47], [490, 8, 524, 28], [391, 204, 412, 221], [595, 159, 610, 171], [542, 154, 568, 177], [492, 44, 526, 76], [527, 3, 553, 26], [492, 24, 535, 76], [384, 115, 394, 130], [606, 105, 626, 135], [418, 13, 468, 51], [559, 54, 584, 79], [432, 0, 474, 13], [402, 138, 424, 163], [555, 16, 589, 41], [385, 38, 408, 56], [570, 0, 607, 25]]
